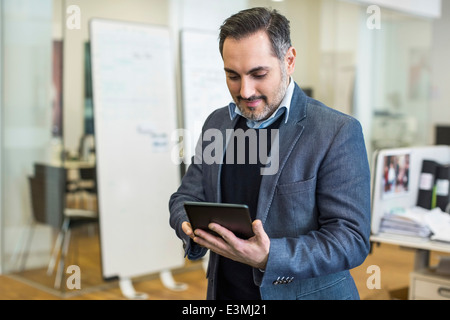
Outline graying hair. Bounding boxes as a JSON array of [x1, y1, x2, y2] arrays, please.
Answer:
[[219, 7, 292, 61]]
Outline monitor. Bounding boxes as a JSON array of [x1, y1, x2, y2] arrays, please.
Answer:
[[436, 125, 450, 145]]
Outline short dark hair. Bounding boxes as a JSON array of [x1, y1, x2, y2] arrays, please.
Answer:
[[219, 7, 292, 61]]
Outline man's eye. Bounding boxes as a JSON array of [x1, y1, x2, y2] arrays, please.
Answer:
[[253, 73, 267, 79], [228, 75, 239, 81]]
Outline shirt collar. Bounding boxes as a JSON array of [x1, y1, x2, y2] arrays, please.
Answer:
[[228, 76, 295, 129]]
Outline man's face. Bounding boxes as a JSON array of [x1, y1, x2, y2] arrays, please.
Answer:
[[222, 30, 295, 122]]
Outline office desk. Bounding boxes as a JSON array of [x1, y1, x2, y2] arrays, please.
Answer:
[[371, 233, 450, 300], [371, 234, 450, 270], [49, 160, 95, 170], [47, 160, 95, 181], [409, 268, 450, 300]]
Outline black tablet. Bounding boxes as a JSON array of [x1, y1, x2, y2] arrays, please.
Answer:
[[183, 201, 254, 239]]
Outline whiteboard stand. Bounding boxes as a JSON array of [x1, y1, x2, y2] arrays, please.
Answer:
[[118, 271, 187, 300], [119, 277, 148, 300], [160, 269, 188, 291]]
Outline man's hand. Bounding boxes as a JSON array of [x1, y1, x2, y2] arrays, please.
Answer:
[[189, 219, 270, 270]]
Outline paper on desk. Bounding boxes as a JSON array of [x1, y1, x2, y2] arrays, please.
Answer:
[[423, 207, 450, 243], [379, 207, 432, 238], [379, 207, 450, 242]]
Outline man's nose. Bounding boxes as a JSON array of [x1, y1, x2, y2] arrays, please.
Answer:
[[240, 78, 256, 100]]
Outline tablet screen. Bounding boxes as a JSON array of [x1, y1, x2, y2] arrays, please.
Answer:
[[183, 201, 254, 239]]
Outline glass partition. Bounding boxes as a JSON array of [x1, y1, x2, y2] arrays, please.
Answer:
[[1, 0, 171, 295], [311, 0, 434, 156], [1, 0, 102, 294], [2, 0, 56, 273], [368, 9, 433, 152]]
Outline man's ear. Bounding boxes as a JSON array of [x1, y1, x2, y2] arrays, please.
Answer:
[[285, 46, 296, 75]]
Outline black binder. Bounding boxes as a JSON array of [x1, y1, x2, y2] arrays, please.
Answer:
[[417, 160, 438, 210], [436, 164, 450, 212]]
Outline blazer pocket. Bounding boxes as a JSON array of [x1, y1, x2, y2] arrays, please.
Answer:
[[276, 176, 316, 195]]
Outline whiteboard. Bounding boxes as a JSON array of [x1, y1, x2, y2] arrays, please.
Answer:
[[180, 29, 231, 166], [90, 19, 184, 280]]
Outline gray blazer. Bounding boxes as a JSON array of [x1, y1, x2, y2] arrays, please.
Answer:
[[169, 83, 371, 300]]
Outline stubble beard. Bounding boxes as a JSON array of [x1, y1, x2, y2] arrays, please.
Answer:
[[236, 67, 288, 122]]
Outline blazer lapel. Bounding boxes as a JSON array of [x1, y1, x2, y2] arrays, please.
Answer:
[[256, 85, 307, 224]]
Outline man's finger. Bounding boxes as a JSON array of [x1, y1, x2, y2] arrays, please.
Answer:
[[182, 221, 194, 239], [208, 223, 237, 243], [194, 228, 228, 251]]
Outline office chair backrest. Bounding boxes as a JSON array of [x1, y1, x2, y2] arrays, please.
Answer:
[[28, 176, 47, 224], [79, 167, 96, 181], [79, 167, 97, 194], [29, 164, 67, 229]]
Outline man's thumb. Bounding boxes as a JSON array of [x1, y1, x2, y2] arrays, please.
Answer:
[[252, 219, 265, 237]]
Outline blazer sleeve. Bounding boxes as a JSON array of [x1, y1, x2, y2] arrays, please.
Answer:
[[260, 117, 371, 286], [168, 156, 208, 261]]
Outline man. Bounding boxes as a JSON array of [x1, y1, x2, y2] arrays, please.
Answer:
[[169, 7, 371, 300]]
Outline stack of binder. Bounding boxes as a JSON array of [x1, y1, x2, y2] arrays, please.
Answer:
[[436, 164, 450, 212], [379, 208, 432, 238], [417, 160, 450, 212], [417, 160, 438, 210]]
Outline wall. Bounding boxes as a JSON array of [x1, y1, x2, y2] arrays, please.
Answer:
[[430, 0, 450, 143], [318, 0, 360, 114]]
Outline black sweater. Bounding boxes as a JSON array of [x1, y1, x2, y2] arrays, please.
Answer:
[[217, 115, 282, 300]]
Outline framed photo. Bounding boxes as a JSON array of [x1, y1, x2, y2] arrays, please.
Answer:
[[382, 152, 411, 199]]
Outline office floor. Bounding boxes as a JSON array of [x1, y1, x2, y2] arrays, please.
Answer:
[[0, 224, 448, 300]]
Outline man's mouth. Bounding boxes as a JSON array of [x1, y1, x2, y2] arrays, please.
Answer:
[[245, 99, 262, 108], [239, 96, 266, 109]]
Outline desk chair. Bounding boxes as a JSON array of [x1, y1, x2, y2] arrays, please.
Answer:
[[28, 164, 98, 289]]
